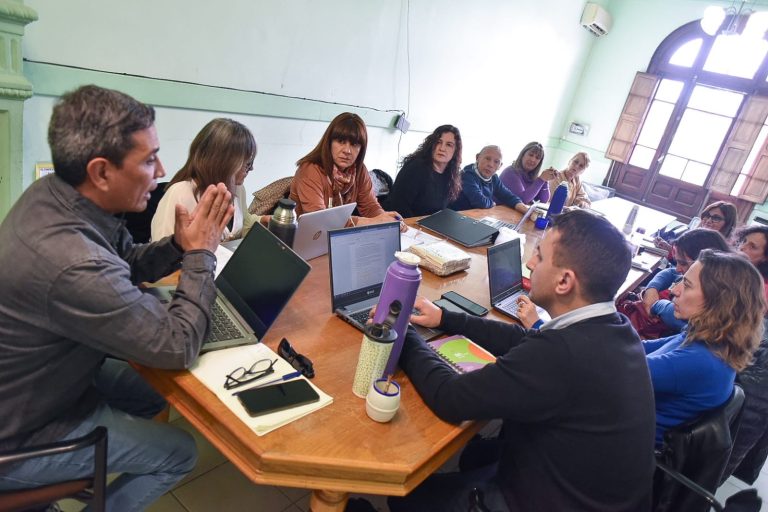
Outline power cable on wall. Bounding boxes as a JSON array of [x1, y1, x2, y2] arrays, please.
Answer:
[[24, 58, 406, 117]]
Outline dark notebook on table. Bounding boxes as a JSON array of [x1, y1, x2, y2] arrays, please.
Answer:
[[417, 209, 499, 247], [148, 223, 310, 352], [327, 222, 440, 340]]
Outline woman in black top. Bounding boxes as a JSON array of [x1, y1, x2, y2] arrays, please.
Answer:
[[387, 125, 462, 218]]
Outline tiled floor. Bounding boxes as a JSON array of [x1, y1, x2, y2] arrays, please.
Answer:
[[58, 411, 768, 512]]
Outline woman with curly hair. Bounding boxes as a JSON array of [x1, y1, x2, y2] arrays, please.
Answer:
[[643, 249, 765, 445], [386, 125, 463, 218]]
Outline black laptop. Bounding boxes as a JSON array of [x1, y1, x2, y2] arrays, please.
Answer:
[[417, 209, 499, 247], [149, 223, 311, 352]]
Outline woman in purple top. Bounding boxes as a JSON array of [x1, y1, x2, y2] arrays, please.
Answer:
[[499, 141, 554, 204]]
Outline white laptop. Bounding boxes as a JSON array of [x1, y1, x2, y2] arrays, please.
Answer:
[[293, 203, 357, 261], [487, 238, 549, 323], [480, 201, 539, 232]]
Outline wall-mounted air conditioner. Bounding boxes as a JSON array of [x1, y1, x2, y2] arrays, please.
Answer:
[[581, 3, 612, 37]]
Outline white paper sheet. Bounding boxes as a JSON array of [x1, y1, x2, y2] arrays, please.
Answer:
[[190, 343, 333, 436]]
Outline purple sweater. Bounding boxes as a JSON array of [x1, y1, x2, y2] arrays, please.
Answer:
[[499, 166, 551, 204]]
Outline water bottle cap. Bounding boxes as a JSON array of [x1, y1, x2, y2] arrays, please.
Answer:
[[276, 198, 296, 210], [394, 251, 421, 266]]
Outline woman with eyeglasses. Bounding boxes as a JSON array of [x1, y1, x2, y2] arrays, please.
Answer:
[[545, 152, 592, 209], [643, 249, 764, 446], [290, 112, 403, 227], [499, 142, 555, 204], [653, 200, 737, 254], [640, 229, 732, 335], [152, 118, 256, 242]]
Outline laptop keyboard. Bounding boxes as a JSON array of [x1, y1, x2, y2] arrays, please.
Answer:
[[498, 295, 521, 316], [205, 301, 245, 344], [349, 309, 373, 326]]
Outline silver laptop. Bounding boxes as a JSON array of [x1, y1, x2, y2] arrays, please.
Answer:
[[148, 223, 311, 352], [328, 222, 440, 339], [487, 238, 549, 323], [293, 203, 356, 261], [480, 201, 539, 231]]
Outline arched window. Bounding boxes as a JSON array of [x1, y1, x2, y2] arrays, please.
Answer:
[[606, 17, 768, 220]]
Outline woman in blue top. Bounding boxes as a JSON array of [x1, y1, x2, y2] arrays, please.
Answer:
[[642, 229, 732, 333], [644, 249, 764, 446]]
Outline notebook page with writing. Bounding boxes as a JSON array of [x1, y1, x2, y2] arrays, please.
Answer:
[[427, 335, 496, 373]]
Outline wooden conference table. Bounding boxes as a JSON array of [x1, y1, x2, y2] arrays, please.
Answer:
[[136, 200, 672, 512]]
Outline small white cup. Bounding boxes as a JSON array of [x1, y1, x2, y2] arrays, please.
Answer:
[[365, 379, 400, 423]]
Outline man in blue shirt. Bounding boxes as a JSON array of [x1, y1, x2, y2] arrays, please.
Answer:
[[449, 145, 528, 213]]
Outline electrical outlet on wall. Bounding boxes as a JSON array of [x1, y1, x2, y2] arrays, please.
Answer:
[[394, 114, 410, 134]]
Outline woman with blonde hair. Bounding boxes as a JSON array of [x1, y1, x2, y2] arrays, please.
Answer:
[[546, 151, 591, 208], [643, 249, 765, 445], [499, 141, 555, 204], [151, 118, 256, 242]]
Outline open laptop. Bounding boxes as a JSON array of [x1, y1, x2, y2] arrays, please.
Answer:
[[328, 222, 440, 339], [148, 222, 311, 352], [292, 203, 356, 261], [480, 201, 539, 232], [487, 238, 549, 323]]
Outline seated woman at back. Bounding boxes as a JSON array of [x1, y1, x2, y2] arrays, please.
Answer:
[[546, 152, 592, 209], [387, 125, 463, 218], [736, 225, 768, 300], [643, 249, 764, 445], [449, 145, 527, 213], [290, 112, 401, 227], [654, 200, 737, 253], [499, 142, 555, 204], [151, 118, 255, 242], [642, 229, 732, 334]]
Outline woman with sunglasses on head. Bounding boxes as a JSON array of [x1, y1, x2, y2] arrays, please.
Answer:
[[643, 249, 764, 446], [387, 125, 463, 218], [499, 142, 555, 204], [290, 112, 402, 227], [654, 200, 737, 253], [640, 229, 732, 334], [151, 118, 256, 242]]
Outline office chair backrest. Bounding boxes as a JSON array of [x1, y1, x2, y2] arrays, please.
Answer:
[[0, 426, 107, 512], [654, 385, 745, 512]]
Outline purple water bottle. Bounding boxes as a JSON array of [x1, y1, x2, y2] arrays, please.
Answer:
[[374, 251, 422, 377]]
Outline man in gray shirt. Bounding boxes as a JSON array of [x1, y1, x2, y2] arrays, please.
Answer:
[[0, 85, 234, 511]]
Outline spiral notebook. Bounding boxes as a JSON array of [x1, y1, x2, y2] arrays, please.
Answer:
[[427, 335, 496, 373]]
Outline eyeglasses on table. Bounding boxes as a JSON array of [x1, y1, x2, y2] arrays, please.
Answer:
[[224, 358, 277, 390]]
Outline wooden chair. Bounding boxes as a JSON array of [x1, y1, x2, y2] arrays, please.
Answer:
[[0, 426, 107, 512]]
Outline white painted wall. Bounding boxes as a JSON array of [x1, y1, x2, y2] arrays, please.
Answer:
[[21, 0, 598, 197]]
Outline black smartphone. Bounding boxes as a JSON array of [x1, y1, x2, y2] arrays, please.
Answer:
[[237, 379, 320, 417], [441, 291, 489, 316], [433, 298, 468, 315]]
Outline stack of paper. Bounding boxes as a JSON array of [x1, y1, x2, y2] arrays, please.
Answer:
[[408, 240, 471, 276], [190, 343, 333, 436], [400, 226, 443, 251]]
